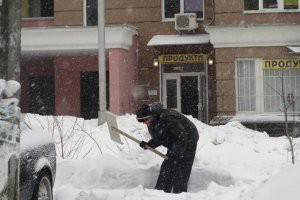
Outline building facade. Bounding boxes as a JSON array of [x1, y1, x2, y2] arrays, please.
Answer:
[[21, 0, 216, 123], [207, 0, 300, 135], [104, 0, 216, 123], [21, 0, 300, 135], [21, 0, 139, 118]]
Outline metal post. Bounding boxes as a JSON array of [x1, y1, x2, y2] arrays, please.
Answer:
[[98, 0, 107, 125]]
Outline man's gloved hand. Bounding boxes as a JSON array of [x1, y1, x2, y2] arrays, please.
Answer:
[[139, 141, 148, 150]]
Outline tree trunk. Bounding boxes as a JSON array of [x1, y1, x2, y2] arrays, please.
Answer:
[[0, 0, 21, 80], [0, 0, 21, 199]]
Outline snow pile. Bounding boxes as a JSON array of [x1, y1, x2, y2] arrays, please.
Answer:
[[0, 79, 20, 143], [22, 113, 300, 200], [0, 79, 20, 194]]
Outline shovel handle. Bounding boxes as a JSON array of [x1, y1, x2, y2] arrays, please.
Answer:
[[111, 127, 168, 160]]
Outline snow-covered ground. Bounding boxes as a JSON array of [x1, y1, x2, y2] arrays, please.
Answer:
[[22, 113, 300, 200]]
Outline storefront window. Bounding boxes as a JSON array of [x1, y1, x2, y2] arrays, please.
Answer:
[[244, 0, 299, 11], [236, 59, 300, 113], [236, 60, 256, 112], [244, 0, 259, 10], [164, 0, 203, 19], [263, 0, 278, 8], [284, 0, 299, 9], [21, 0, 53, 18], [264, 69, 300, 112]]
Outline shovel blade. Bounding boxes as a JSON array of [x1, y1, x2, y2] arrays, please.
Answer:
[[105, 111, 123, 144]]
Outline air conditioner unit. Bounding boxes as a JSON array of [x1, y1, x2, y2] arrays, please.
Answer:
[[175, 13, 198, 31]]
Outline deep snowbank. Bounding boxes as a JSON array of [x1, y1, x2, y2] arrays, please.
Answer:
[[22, 113, 300, 200]]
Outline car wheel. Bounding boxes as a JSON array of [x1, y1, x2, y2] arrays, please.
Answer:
[[33, 170, 53, 200]]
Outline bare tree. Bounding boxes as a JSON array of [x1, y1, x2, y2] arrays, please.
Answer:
[[265, 69, 298, 164], [25, 114, 103, 159]]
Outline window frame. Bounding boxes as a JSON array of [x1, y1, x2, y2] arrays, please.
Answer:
[[235, 58, 264, 114], [21, 0, 54, 19], [236, 58, 300, 114], [244, 0, 300, 13], [161, 0, 205, 22], [83, 0, 98, 26]]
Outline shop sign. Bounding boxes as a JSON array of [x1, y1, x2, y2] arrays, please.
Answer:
[[262, 58, 300, 70], [159, 54, 207, 64], [163, 63, 204, 73], [148, 90, 157, 96]]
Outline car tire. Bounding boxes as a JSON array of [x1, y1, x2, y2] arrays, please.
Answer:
[[32, 170, 53, 200]]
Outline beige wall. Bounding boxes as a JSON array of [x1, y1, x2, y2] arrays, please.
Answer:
[[104, 0, 215, 107], [54, 0, 83, 26], [215, 46, 297, 115], [213, 1, 300, 117], [52, 0, 216, 116], [214, 0, 300, 25]]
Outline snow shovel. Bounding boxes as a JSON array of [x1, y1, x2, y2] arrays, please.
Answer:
[[105, 111, 168, 160]]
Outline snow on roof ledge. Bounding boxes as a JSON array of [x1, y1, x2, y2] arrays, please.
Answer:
[[231, 114, 300, 123], [147, 34, 210, 46], [206, 24, 300, 48], [287, 46, 300, 53], [21, 25, 138, 54]]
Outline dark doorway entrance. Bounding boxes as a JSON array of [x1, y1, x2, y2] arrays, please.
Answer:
[[181, 76, 199, 118], [80, 72, 99, 119], [29, 76, 55, 115]]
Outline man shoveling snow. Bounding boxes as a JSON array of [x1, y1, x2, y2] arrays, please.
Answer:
[[136, 102, 199, 193]]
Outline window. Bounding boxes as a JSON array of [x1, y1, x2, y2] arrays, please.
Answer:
[[163, 0, 204, 20], [264, 0, 278, 9], [284, 0, 299, 9], [244, 0, 299, 11], [21, 0, 54, 18], [86, 0, 97, 26], [264, 69, 300, 112], [236, 59, 300, 113], [236, 60, 256, 112]]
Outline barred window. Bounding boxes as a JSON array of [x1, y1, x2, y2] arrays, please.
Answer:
[[244, 0, 299, 11], [21, 0, 53, 18], [163, 0, 204, 19], [264, 69, 300, 112]]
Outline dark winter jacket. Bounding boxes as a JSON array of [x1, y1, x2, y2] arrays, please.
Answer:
[[147, 103, 199, 160]]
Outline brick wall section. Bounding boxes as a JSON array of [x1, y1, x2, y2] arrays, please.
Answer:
[[54, 0, 83, 26], [54, 55, 98, 116], [105, 0, 215, 109], [108, 36, 138, 115], [215, 46, 297, 116], [21, 18, 55, 27], [20, 58, 54, 113], [215, 0, 300, 25]]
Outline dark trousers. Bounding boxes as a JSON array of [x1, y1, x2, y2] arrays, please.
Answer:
[[155, 151, 196, 193]]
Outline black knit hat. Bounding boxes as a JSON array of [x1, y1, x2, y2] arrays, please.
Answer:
[[136, 104, 152, 122]]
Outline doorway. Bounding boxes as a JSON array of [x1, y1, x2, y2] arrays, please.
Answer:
[[29, 76, 55, 115], [80, 72, 99, 119], [162, 72, 207, 122]]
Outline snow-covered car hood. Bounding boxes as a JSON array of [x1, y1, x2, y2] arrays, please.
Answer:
[[20, 123, 54, 153]]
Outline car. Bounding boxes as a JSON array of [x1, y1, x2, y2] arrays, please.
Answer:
[[20, 123, 56, 200]]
